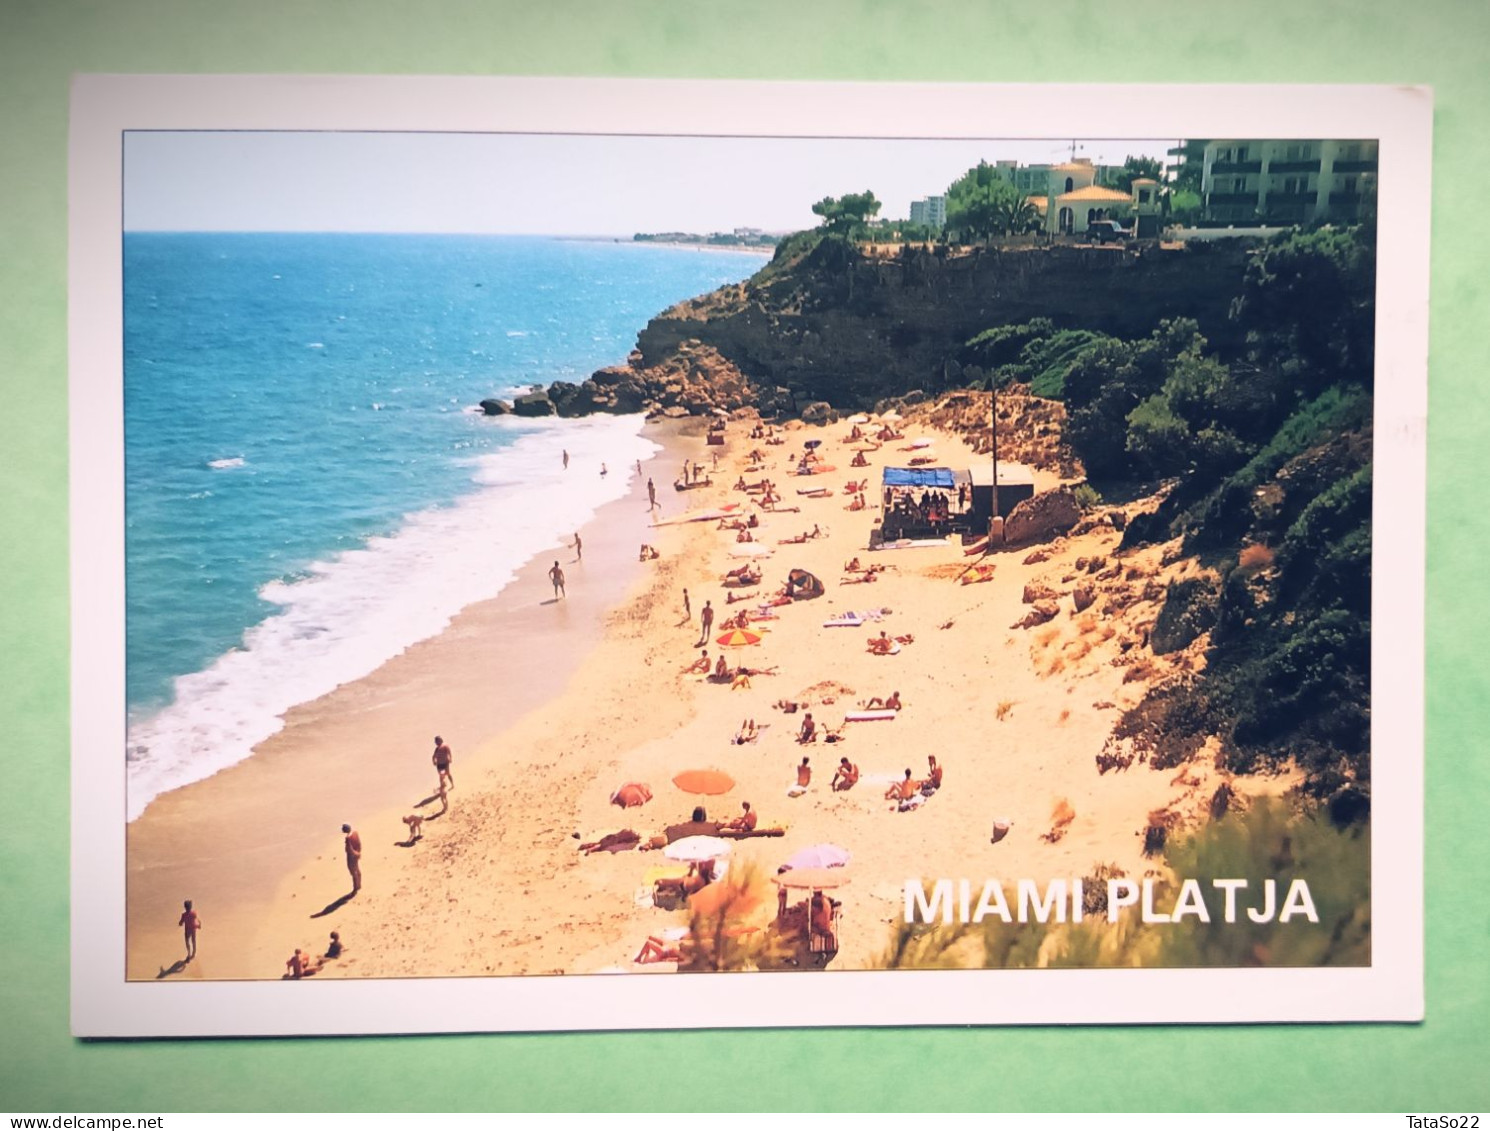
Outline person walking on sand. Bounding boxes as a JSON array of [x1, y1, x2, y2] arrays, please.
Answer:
[[178, 899, 201, 960], [432, 735, 454, 791], [573, 532, 582, 561], [699, 599, 714, 643], [562, 449, 569, 470], [683, 588, 692, 621], [549, 560, 566, 599], [342, 824, 362, 894], [648, 477, 658, 510]]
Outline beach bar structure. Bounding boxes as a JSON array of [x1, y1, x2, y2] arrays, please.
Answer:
[[878, 466, 975, 541], [969, 462, 1036, 524]]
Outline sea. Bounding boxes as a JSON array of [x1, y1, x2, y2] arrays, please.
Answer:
[[123, 232, 759, 820]]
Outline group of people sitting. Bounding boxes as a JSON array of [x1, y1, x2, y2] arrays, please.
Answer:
[[283, 932, 343, 979], [884, 755, 944, 807]]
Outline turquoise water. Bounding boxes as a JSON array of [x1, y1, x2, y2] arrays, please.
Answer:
[[124, 232, 757, 817]]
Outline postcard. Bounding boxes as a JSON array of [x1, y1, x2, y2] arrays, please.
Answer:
[[70, 76, 1429, 1036]]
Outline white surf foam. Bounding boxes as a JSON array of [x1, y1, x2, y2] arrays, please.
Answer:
[[126, 413, 658, 821]]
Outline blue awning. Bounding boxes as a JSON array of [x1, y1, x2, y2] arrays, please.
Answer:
[[882, 467, 955, 489]]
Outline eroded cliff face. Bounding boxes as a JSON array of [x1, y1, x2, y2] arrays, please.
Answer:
[[501, 239, 1254, 418]]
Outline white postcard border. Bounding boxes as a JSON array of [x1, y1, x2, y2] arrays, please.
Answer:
[[70, 76, 1429, 1036]]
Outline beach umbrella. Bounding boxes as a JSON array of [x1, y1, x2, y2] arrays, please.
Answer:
[[672, 768, 736, 795], [772, 867, 852, 892], [782, 844, 851, 871], [686, 877, 765, 919], [610, 783, 653, 809], [847, 414, 870, 425], [664, 835, 734, 864], [716, 627, 763, 647], [712, 407, 730, 417], [881, 410, 903, 422], [804, 439, 822, 450], [908, 437, 933, 449], [727, 543, 774, 559]]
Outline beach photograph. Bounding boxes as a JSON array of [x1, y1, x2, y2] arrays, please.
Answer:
[[112, 122, 1384, 994]]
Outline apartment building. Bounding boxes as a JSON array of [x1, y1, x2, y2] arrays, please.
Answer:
[[909, 195, 947, 229], [1202, 140, 1378, 224]]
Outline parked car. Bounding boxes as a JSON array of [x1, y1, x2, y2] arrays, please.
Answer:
[[1085, 219, 1131, 244]]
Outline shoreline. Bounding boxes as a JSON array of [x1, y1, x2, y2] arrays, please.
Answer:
[[129, 409, 1300, 982], [124, 416, 705, 979]]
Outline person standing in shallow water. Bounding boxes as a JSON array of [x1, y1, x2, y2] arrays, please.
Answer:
[[562, 449, 569, 470], [573, 532, 582, 561], [549, 560, 566, 599]]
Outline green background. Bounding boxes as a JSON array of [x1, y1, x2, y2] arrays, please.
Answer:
[[2, 0, 1486, 1112]]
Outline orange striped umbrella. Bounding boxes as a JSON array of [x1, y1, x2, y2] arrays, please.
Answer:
[[715, 627, 763, 647]]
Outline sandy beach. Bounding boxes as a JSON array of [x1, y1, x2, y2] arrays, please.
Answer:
[[128, 403, 1295, 983]]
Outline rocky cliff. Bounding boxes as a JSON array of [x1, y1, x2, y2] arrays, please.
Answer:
[[487, 237, 1255, 418]]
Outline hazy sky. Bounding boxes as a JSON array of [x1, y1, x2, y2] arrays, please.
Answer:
[[124, 132, 1174, 235]]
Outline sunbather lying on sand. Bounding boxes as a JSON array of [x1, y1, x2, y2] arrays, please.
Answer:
[[733, 719, 759, 744], [634, 933, 687, 964], [735, 663, 777, 677], [868, 632, 895, 655], [865, 691, 902, 710], [841, 571, 877, 584], [578, 829, 642, 855]]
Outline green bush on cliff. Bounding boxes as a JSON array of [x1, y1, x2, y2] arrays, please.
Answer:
[[878, 799, 1369, 970]]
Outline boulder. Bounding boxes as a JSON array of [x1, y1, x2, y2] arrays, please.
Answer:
[[1012, 599, 1060, 629], [547, 381, 587, 418], [512, 391, 556, 417], [1022, 548, 1051, 565], [1003, 488, 1082, 546], [479, 398, 513, 416], [1072, 586, 1096, 613], [757, 386, 794, 417], [800, 401, 837, 425], [1022, 581, 1057, 605]]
